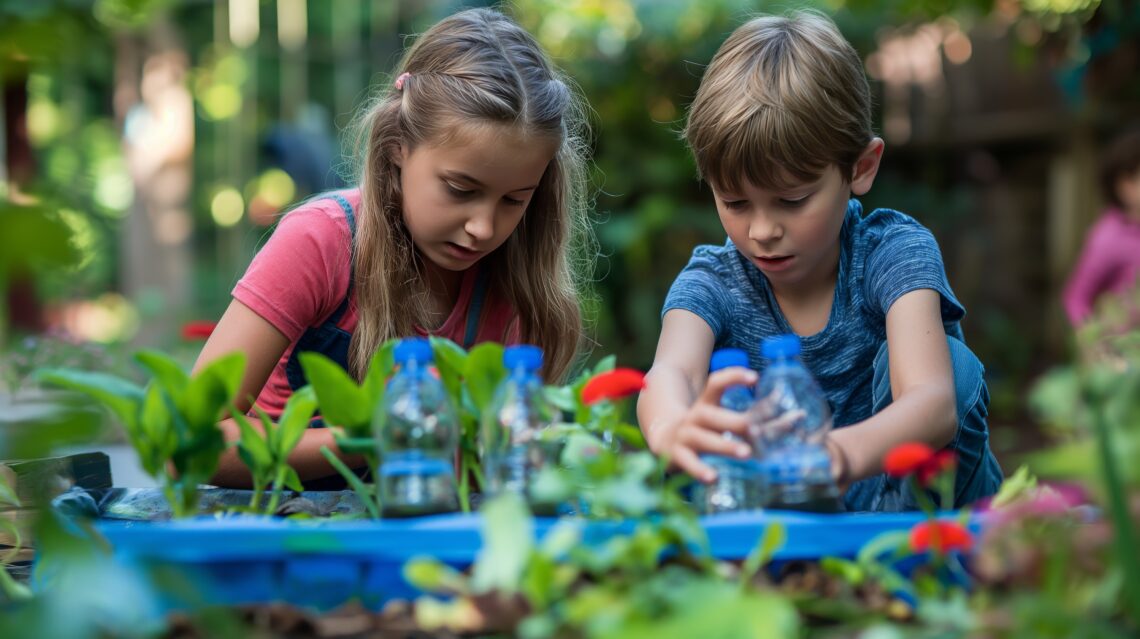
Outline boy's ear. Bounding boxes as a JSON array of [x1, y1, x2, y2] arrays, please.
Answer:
[[850, 137, 885, 196]]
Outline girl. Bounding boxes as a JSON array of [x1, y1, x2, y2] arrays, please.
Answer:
[[193, 8, 593, 488]]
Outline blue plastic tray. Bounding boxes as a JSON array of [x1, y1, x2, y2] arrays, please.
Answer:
[[94, 510, 971, 611]]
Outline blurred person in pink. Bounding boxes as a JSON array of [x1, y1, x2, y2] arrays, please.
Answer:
[[1063, 126, 1140, 326]]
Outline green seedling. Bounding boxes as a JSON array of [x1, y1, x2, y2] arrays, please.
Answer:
[[39, 350, 244, 518], [232, 386, 318, 514]]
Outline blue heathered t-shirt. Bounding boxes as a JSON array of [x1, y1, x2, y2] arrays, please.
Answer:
[[663, 199, 966, 430]]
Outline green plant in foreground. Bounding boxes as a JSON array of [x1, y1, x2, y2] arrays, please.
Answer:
[[38, 350, 244, 518], [232, 386, 318, 514], [404, 493, 801, 638]]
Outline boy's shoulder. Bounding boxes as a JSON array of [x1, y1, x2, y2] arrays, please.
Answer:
[[684, 239, 749, 280], [847, 203, 938, 254]]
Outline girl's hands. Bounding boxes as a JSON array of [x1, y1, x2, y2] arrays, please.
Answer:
[[645, 367, 757, 483]]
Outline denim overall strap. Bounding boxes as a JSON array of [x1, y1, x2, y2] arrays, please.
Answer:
[[463, 266, 491, 349], [283, 192, 357, 393]]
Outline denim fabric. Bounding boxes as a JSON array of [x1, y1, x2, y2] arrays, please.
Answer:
[[842, 337, 1004, 512]]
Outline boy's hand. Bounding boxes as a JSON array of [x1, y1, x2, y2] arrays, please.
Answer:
[[645, 368, 757, 483], [824, 435, 851, 494]]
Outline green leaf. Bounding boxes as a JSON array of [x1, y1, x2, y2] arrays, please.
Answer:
[[276, 386, 318, 456], [300, 352, 369, 430], [183, 352, 245, 430], [134, 350, 190, 404], [472, 493, 534, 594], [740, 521, 785, 587], [543, 385, 577, 413], [362, 341, 397, 412], [281, 466, 304, 494], [35, 368, 143, 430], [990, 464, 1038, 508], [319, 445, 379, 519], [429, 337, 468, 402], [403, 556, 469, 595], [820, 557, 865, 585], [233, 412, 272, 471], [136, 383, 174, 477], [464, 343, 506, 412]]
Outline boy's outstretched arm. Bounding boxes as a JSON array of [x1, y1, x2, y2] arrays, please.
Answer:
[[829, 289, 958, 484], [637, 309, 756, 483]]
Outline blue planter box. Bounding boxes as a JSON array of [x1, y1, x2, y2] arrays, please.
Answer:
[[94, 510, 972, 612]]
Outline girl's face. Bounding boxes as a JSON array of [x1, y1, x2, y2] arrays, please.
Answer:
[[711, 141, 882, 297], [397, 124, 558, 273], [1117, 167, 1140, 220]]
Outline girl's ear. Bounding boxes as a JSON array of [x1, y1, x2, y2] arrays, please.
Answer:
[[391, 143, 408, 168], [850, 137, 885, 196]]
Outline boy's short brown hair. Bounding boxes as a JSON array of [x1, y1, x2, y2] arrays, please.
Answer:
[[684, 11, 873, 193], [1100, 125, 1140, 208]]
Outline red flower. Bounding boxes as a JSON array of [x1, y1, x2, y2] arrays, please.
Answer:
[[581, 368, 646, 405], [181, 320, 217, 340], [910, 520, 973, 553], [884, 443, 935, 476], [916, 449, 956, 485], [883, 442, 957, 486]]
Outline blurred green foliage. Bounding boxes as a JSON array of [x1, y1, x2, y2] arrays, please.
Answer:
[[4, 0, 1137, 397]]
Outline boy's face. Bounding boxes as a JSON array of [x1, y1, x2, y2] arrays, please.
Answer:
[[711, 164, 854, 294]]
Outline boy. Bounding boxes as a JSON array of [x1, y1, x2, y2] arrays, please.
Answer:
[[637, 11, 1002, 511]]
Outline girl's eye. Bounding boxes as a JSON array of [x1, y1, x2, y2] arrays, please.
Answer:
[[445, 183, 474, 198], [503, 196, 526, 206]]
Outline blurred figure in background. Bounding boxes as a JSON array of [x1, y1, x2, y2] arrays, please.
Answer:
[[1063, 125, 1140, 327]]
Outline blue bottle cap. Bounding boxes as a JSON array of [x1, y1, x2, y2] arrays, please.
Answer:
[[709, 348, 749, 372], [503, 344, 543, 372], [394, 337, 434, 365], [761, 334, 801, 359]]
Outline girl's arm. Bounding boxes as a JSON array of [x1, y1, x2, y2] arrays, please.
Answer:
[[192, 300, 365, 487], [1062, 217, 1114, 326], [828, 289, 957, 484], [637, 309, 756, 482]]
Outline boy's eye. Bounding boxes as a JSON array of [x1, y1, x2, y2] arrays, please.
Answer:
[[779, 195, 810, 208], [722, 199, 748, 210]]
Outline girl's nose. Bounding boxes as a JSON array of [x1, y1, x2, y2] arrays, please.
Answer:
[[464, 204, 495, 242]]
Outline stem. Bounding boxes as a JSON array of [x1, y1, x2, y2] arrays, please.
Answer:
[[459, 458, 471, 513], [249, 482, 266, 511], [1089, 394, 1140, 621], [266, 466, 287, 514]]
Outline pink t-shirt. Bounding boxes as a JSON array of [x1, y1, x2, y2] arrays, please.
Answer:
[[1063, 208, 1140, 326], [233, 189, 518, 417]]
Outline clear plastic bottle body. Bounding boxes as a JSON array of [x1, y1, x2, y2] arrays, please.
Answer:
[[480, 345, 559, 513], [752, 335, 842, 512], [690, 348, 767, 514], [374, 339, 459, 517]]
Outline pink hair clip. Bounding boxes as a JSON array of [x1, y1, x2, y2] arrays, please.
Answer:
[[395, 72, 411, 91]]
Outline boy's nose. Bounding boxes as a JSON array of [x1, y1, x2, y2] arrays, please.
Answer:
[[748, 212, 781, 243]]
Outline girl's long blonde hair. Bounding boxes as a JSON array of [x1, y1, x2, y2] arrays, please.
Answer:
[[348, 7, 593, 382]]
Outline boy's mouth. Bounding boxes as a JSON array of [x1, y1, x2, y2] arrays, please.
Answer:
[[754, 255, 794, 271]]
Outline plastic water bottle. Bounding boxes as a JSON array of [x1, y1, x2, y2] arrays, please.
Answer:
[[374, 338, 459, 517], [481, 345, 560, 514], [690, 348, 766, 514], [752, 334, 841, 512]]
